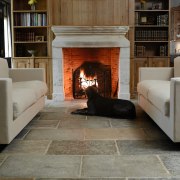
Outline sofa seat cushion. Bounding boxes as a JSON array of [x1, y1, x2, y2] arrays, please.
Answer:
[[137, 80, 170, 116], [13, 80, 48, 99], [12, 80, 47, 119], [12, 88, 37, 119]]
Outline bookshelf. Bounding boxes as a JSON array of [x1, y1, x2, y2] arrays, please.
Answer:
[[11, 0, 52, 99], [132, 0, 170, 94]]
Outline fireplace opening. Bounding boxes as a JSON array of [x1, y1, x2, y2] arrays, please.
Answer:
[[73, 61, 112, 99]]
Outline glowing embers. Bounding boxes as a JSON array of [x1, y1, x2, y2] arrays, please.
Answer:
[[73, 61, 111, 99], [79, 69, 98, 90]]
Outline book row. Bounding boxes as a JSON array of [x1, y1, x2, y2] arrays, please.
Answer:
[[14, 13, 47, 26], [135, 30, 168, 41], [135, 45, 168, 57]]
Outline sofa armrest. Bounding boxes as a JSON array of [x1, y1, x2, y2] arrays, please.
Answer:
[[9, 68, 45, 82], [0, 78, 13, 143], [170, 77, 180, 141], [139, 67, 174, 82]]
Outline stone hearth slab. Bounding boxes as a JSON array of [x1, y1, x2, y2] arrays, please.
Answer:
[[47, 140, 117, 155], [81, 155, 169, 178], [117, 140, 180, 155], [25, 129, 84, 140], [1, 140, 50, 155], [0, 155, 81, 178]]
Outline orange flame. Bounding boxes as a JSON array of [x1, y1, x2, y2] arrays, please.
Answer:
[[79, 69, 98, 89]]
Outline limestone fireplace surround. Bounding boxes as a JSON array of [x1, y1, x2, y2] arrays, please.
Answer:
[[51, 26, 130, 101]]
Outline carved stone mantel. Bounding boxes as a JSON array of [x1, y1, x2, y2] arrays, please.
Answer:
[[51, 26, 130, 101]]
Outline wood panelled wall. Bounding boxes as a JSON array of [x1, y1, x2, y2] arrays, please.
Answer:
[[50, 0, 130, 25]]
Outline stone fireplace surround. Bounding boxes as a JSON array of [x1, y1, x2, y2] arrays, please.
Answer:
[[51, 26, 130, 101]]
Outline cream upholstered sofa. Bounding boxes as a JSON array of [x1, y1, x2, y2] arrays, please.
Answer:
[[0, 58, 47, 144], [137, 57, 180, 142]]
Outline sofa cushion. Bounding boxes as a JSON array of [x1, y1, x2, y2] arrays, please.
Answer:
[[12, 88, 37, 119], [174, 57, 180, 77], [12, 80, 47, 119], [13, 80, 48, 99], [0, 58, 9, 78], [137, 80, 170, 116]]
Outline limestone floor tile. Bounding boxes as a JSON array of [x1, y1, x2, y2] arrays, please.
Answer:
[[81, 155, 170, 178], [47, 140, 117, 155], [59, 118, 110, 129], [110, 117, 156, 129], [117, 140, 180, 155], [0, 155, 81, 178], [85, 128, 148, 140], [39, 112, 65, 120], [15, 129, 30, 140], [85, 128, 120, 140], [41, 107, 68, 113], [25, 129, 84, 140], [0, 178, 34, 180], [0, 155, 7, 166], [117, 128, 147, 140], [58, 114, 87, 122], [129, 178, 178, 180], [143, 127, 169, 140], [26, 120, 60, 129], [36, 178, 125, 180], [160, 155, 180, 177], [110, 118, 140, 128], [1, 140, 50, 155]]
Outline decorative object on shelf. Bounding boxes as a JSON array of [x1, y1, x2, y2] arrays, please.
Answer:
[[28, 0, 37, 10], [35, 36, 44, 42], [140, 0, 146, 10], [27, 49, 36, 57], [152, 2, 162, 10]]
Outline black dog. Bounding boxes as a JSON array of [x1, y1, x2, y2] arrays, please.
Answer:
[[72, 86, 136, 119]]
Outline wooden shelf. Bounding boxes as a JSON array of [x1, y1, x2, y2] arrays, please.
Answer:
[[14, 41, 48, 44], [13, 26, 49, 28], [13, 10, 47, 13], [132, 0, 170, 95], [11, 0, 53, 99], [135, 10, 169, 12], [135, 41, 169, 42]]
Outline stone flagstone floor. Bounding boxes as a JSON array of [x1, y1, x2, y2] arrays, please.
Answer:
[[0, 99, 180, 179]]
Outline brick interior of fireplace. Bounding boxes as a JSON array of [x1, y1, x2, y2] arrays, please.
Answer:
[[63, 48, 120, 99]]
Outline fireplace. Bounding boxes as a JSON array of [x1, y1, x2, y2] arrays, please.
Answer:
[[52, 26, 130, 101]]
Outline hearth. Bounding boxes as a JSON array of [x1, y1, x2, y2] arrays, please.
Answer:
[[73, 61, 112, 99], [52, 26, 130, 101]]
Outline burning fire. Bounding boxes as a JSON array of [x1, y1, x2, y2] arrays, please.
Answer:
[[79, 69, 98, 89]]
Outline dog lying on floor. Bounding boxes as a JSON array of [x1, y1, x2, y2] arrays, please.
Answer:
[[71, 86, 136, 119]]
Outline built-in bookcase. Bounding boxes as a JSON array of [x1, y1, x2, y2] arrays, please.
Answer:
[[11, 0, 52, 99], [131, 0, 170, 94]]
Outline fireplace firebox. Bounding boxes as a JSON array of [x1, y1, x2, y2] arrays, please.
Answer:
[[73, 61, 112, 99]]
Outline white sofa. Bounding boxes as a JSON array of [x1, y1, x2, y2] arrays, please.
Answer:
[[137, 57, 180, 142], [0, 58, 47, 144]]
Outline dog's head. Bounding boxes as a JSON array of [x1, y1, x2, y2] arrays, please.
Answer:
[[85, 86, 98, 99]]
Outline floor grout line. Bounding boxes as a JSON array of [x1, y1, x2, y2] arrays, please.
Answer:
[[114, 140, 121, 155], [156, 155, 171, 176], [55, 120, 61, 129], [79, 155, 83, 178], [43, 140, 52, 155]]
